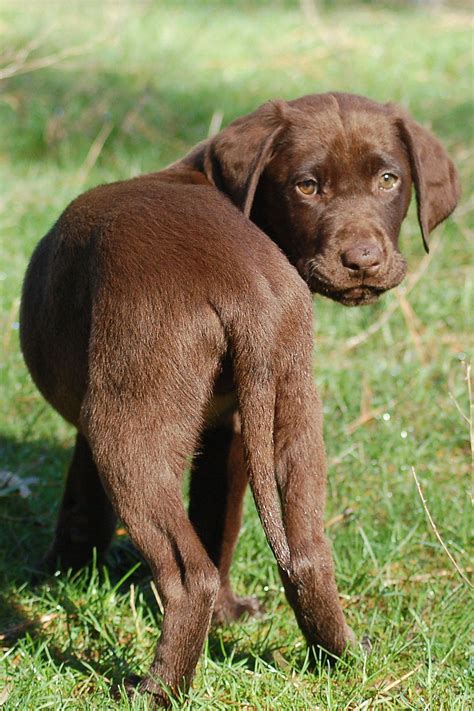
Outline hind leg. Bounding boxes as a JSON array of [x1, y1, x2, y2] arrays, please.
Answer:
[[85, 402, 221, 705], [103, 443, 219, 705], [82, 294, 230, 704], [189, 422, 262, 623], [43, 432, 116, 572]]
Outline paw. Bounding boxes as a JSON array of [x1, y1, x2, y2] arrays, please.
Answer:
[[346, 624, 357, 647], [38, 542, 95, 574], [342, 626, 372, 656], [213, 591, 264, 624], [308, 623, 357, 664], [120, 674, 171, 708], [30, 549, 69, 582]]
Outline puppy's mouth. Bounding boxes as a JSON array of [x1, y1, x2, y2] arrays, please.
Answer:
[[305, 256, 407, 306], [311, 280, 386, 306]]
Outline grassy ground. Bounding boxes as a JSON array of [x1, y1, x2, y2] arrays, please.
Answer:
[[0, 1, 472, 708]]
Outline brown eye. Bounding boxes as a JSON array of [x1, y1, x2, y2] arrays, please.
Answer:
[[297, 179, 318, 196], [378, 173, 399, 190]]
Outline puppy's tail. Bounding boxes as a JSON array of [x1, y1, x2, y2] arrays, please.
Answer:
[[232, 353, 291, 573]]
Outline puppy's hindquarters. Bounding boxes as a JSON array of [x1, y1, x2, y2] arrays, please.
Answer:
[[21, 206, 232, 703], [225, 283, 352, 657], [20, 229, 117, 571]]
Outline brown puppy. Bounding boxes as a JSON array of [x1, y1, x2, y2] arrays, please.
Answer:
[[20, 93, 459, 705]]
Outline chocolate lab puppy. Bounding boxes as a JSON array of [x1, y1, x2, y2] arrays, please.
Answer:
[[20, 93, 459, 705]]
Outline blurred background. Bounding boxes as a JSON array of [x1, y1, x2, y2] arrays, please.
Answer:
[[1, 1, 471, 184], [0, 1, 472, 708]]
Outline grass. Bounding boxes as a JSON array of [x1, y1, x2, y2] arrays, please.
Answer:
[[0, 1, 472, 708]]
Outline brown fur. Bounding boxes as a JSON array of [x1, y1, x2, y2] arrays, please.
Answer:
[[19, 93, 459, 706]]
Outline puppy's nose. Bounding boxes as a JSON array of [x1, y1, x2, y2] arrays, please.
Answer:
[[341, 243, 383, 274]]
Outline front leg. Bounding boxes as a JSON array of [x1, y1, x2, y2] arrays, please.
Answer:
[[189, 421, 262, 623], [226, 288, 352, 657]]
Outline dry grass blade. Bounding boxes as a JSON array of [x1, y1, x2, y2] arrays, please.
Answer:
[[345, 368, 396, 434], [448, 359, 473, 499], [0, 684, 12, 706], [448, 391, 471, 426], [383, 567, 473, 586], [0, 39, 101, 81], [395, 289, 427, 364], [354, 664, 423, 710], [411, 467, 473, 588], [0, 25, 53, 69], [150, 580, 164, 615], [326, 507, 355, 528], [2, 298, 20, 353], [75, 121, 113, 188], [208, 110, 224, 138], [467, 362, 473, 499], [343, 229, 442, 353], [299, 0, 319, 23], [378, 664, 423, 694], [0, 612, 59, 642], [346, 399, 396, 435], [129, 583, 141, 637], [452, 194, 474, 219]]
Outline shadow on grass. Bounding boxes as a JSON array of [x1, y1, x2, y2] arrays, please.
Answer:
[[0, 433, 285, 684], [0, 433, 144, 580], [0, 435, 66, 582], [0, 595, 137, 690]]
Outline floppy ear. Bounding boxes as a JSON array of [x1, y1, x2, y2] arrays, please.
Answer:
[[395, 112, 461, 253], [202, 100, 288, 217]]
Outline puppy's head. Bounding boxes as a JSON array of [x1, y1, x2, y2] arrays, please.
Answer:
[[200, 93, 460, 306]]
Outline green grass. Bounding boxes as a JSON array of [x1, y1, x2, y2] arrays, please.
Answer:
[[0, 1, 472, 708]]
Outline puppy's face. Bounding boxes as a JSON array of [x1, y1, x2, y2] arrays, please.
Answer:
[[253, 99, 412, 305], [199, 92, 460, 305]]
